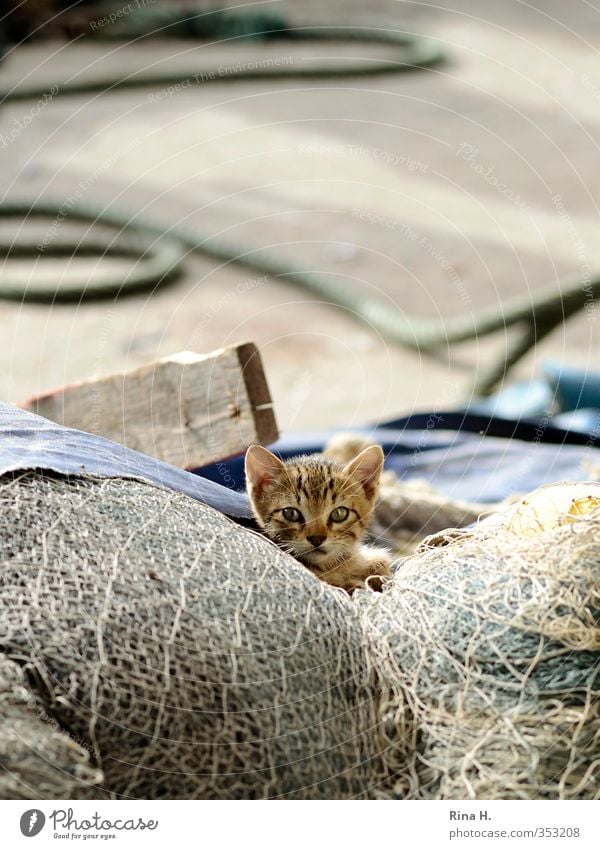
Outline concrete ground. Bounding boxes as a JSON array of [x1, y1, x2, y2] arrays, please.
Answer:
[[1, 0, 599, 432]]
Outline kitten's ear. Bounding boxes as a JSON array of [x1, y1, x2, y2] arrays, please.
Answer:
[[245, 445, 285, 496], [343, 445, 384, 499]]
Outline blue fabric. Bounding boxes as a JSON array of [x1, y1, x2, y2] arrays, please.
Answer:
[[464, 365, 600, 427], [0, 401, 251, 518], [197, 412, 599, 504], [553, 408, 600, 433], [466, 379, 555, 420], [543, 362, 600, 412], [0, 402, 597, 519]]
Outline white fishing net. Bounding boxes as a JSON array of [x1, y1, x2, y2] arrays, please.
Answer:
[[358, 520, 600, 799], [0, 656, 103, 800], [0, 469, 598, 799], [0, 471, 399, 799]]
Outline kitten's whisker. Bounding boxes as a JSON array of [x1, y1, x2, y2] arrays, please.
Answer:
[[246, 442, 390, 593]]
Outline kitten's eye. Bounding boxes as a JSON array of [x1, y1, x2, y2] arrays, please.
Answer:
[[282, 507, 303, 522], [330, 506, 349, 523]]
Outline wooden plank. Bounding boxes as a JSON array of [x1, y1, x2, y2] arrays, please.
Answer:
[[20, 343, 278, 469]]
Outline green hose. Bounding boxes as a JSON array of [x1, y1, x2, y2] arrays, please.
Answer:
[[3, 198, 598, 394], [1, 16, 596, 393], [0, 20, 446, 303], [0, 23, 445, 103]]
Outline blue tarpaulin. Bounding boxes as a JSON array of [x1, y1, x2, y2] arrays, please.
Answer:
[[197, 411, 599, 504], [0, 401, 250, 518], [0, 401, 597, 517]]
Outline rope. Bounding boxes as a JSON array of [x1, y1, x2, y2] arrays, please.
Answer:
[[0, 23, 445, 103], [1, 16, 597, 393], [4, 199, 597, 394]]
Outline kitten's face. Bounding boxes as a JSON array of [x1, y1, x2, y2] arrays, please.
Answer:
[[245, 444, 383, 569]]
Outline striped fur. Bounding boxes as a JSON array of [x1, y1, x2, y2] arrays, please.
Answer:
[[245, 444, 391, 593]]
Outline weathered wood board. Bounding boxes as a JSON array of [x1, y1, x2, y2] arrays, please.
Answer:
[[21, 342, 278, 469]]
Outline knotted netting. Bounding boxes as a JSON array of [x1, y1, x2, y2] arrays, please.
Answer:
[[0, 468, 598, 799], [357, 518, 600, 799], [0, 470, 402, 799]]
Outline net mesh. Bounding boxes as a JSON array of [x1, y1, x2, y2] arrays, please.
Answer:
[[0, 656, 103, 800], [0, 471, 398, 800], [0, 469, 598, 799], [358, 521, 600, 799]]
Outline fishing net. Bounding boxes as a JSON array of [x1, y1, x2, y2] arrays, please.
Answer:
[[324, 432, 497, 555], [0, 468, 598, 799], [0, 470, 401, 800], [0, 656, 103, 800], [358, 518, 600, 799]]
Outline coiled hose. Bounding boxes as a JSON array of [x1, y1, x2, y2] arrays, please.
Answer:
[[1, 17, 596, 394]]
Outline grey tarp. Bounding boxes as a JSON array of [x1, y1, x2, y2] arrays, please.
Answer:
[[0, 400, 251, 518]]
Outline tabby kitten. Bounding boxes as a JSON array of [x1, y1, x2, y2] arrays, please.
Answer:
[[245, 444, 392, 593]]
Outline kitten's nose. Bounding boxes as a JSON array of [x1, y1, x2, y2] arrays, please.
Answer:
[[307, 535, 326, 548]]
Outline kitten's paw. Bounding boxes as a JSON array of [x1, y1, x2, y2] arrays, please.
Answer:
[[363, 546, 392, 577], [357, 545, 392, 592]]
